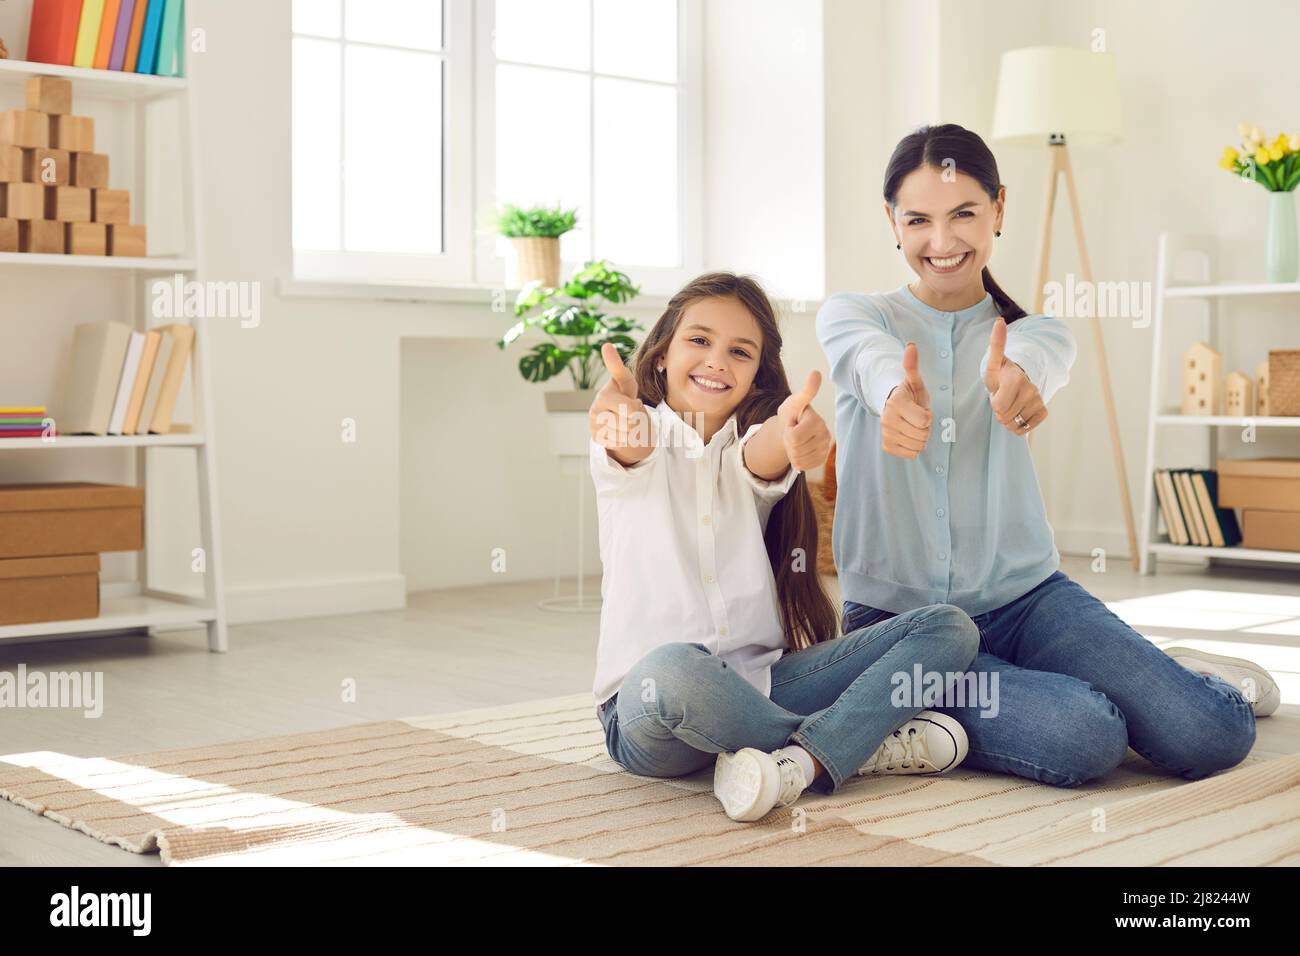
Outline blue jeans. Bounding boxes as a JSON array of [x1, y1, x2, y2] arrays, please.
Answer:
[[595, 604, 980, 794], [843, 570, 1257, 786]]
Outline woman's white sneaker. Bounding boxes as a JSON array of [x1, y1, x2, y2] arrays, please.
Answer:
[[1165, 646, 1280, 717], [856, 710, 969, 776], [713, 748, 807, 821]]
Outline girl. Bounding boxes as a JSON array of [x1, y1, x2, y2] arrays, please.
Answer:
[[816, 123, 1278, 790], [589, 271, 980, 823]]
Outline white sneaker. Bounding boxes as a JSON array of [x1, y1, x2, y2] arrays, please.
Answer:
[[713, 748, 807, 822], [1165, 646, 1280, 717], [856, 710, 968, 776]]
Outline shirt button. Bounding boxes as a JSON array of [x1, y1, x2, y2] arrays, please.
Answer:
[[936, 508, 945, 517], [940, 350, 949, 358], [704, 574, 714, 583], [701, 515, 711, 525], [938, 552, 948, 560], [718, 625, 729, 636], [940, 384, 949, 391], [935, 465, 944, 475]]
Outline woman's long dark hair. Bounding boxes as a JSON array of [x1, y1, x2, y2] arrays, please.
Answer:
[[883, 123, 1027, 322], [631, 272, 839, 651]]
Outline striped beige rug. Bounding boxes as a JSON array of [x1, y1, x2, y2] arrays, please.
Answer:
[[1, 693, 1297, 866]]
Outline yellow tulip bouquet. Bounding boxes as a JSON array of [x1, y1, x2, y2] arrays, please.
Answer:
[[1219, 123, 1300, 191]]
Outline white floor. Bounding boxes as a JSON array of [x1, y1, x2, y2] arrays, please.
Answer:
[[1, 554, 1297, 866]]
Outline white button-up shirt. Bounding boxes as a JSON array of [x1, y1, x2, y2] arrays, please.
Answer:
[[589, 399, 802, 709]]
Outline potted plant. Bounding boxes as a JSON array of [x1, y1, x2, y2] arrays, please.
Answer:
[[496, 203, 578, 289], [497, 260, 644, 455], [1219, 124, 1300, 282]]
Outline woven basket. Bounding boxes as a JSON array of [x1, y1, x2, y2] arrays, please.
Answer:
[[808, 480, 838, 575], [1269, 350, 1300, 416], [511, 236, 561, 289]]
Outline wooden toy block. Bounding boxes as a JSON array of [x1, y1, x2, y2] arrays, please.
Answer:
[[108, 223, 146, 257], [25, 76, 73, 115], [0, 218, 17, 252], [0, 145, 21, 183], [5, 182, 47, 220], [71, 152, 109, 188], [65, 222, 107, 255], [0, 110, 50, 149], [92, 188, 130, 224], [1223, 371, 1252, 418], [1181, 341, 1220, 415], [1256, 359, 1270, 416], [50, 114, 94, 153], [20, 219, 65, 254], [46, 185, 91, 222], [22, 147, 70, 186]]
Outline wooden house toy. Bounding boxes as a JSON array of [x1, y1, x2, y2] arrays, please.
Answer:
[[1181, 341, 1220, 415]]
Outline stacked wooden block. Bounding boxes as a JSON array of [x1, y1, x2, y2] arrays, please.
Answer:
[[0, 76, 147, 257]]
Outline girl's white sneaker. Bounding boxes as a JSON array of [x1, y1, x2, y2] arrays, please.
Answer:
[[1164, 646, 1280, 717], [856, 710, 968, 776], [713, 748, 807, 821]]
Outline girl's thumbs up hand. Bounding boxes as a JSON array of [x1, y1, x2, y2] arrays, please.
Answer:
[[881, 342, 932, 459], [591, 343, 652, 451], [777, 370, 831, 471]]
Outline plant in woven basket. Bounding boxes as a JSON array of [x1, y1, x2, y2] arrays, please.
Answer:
[[497, 260, 644, 389], [496, 203, 579, 288]]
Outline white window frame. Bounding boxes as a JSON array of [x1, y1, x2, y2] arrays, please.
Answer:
[[292, 0, 473, 285], [472, 0, 703, 296]]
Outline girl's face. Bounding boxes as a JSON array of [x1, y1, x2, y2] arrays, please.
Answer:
[[660, 295, 764, 424], [886, 166, 1005, 296]]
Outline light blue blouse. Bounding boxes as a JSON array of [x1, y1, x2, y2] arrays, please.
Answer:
[[815, 283, 1078, 617]]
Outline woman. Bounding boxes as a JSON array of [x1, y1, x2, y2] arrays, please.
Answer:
[[815, 123, 1277, 787]]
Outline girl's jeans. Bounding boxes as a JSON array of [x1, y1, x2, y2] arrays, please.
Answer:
[[595, 603, 980, 794], [843, 570, 1257, 785]]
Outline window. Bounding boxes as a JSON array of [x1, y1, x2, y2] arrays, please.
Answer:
[[292, 0, 700, 292]]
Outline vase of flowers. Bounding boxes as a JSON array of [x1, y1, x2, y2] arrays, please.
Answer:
[[1219, 123, 1300, 283], [496, 203, 578, 289]]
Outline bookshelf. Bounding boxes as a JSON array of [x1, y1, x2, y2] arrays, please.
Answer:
[[1139, 232, 1300, 573], [0, 20, 227, 650]]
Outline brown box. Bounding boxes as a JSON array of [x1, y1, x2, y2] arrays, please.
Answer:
[[0, 110, 50, 149], [108, 222, 146, 257], [25, 76, 73, 115], [71, 152, 109, 188], [66, 221, 107, 255], [0, 483, 144, 559], [0, 218, 16, 252], [4, 182, 46, 220], [92, 188, 129, 224], [45, 185, 91, 222], [0, 144, 21, 183], [0, 554, 99, 626], [50, 114, 93, 152], [1241, 510, 1300, 552], [20, 219, 64, 254], [22, 147, 70, 186], [1217, 458, 1300, 512]]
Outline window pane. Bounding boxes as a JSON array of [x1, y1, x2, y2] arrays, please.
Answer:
[[345, 0, 442, 51], [593, 0, 676, 82], [293, 0, 341, 38], [495, 63, 591, 264], [293, 37, 341, 251], [593, 78, 677, 266], [493, 0, 590, 70], [344, 46, 442, 254]]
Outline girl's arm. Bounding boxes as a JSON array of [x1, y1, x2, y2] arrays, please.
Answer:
[[741, 372, 832, 481], [814, 293, 906, 417]]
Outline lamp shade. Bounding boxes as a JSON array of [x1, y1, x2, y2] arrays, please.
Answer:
[[991, 46, 1123, 145]]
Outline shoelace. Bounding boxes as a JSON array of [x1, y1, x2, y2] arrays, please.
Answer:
[[867, 726, 932, 772], [772, 755, 806, 806]]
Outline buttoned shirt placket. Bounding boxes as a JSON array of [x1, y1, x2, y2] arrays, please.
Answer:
[[931, 311, 956, 597], [689, 419, 732, 655]]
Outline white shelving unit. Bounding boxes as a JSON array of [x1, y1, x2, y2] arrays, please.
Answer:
[[0, 45, 227, 650], [1139, 231, 1300, 574]]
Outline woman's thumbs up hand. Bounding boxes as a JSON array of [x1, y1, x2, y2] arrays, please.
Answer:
[[881, 342, 933, 459], [777, 370, 831, 471], [591, 343, 653, 454], [984, 318, 1046, 435]]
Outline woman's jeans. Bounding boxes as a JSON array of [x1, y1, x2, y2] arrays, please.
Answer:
[[595, 603, 980, 794], [843, 570, 1257, 786]]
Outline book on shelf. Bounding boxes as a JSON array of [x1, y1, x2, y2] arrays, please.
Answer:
[[24, 0, 185, 76], [57, 320, 193, 435], [0, 406, 54, 438], [1152, 468, 1241, 548]]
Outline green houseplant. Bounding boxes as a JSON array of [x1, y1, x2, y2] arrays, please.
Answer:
[[496, 203, 578, 288], [498, 260, 644, 455]]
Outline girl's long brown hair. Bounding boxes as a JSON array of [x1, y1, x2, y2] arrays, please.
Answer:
[[627, 272, 839, 652]]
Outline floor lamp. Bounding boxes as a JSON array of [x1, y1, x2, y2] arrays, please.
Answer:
[[992, 45, 1139, 570]]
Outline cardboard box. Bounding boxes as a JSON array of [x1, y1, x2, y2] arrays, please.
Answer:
[[0, 483, 143, 559], [1216, 458, 1300, 513], [0, 553, 99, 626], [1241, 510, 1300, 552]]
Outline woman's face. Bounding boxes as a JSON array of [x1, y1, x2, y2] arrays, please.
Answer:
[[887, 166, 1005, 296], [660, 295, 764, 421]]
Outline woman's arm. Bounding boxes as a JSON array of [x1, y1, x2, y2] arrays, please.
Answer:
[[982, 314, 1077, 404], [815, 293, 907, 417]]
